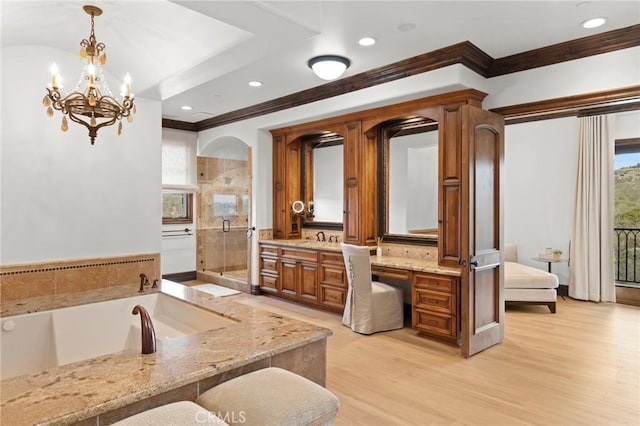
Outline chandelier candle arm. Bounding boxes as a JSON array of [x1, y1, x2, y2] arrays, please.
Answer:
[[43, 4, 135, 145]]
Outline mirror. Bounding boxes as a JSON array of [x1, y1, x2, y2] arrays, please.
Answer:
[[379, 118, 439, 243], [301, 133, 344, 227]]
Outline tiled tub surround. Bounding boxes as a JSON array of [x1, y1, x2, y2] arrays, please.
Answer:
[[0, 280, 331, 426], [1, 292, 237, 380], [0, 253, 161, 302]]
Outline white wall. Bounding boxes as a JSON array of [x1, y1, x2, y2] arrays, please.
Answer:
[[504, 117, 578, 284], [1, 46, 161, 265], [616, 111, 640, 139]]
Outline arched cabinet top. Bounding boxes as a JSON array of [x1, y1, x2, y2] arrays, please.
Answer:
[[269, 88, 487, 138]]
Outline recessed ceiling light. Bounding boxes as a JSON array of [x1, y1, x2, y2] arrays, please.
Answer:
[[248, 81, 263, 87], [181, 105, 192, 111], [397, 22, 416, 32], [581, 17, 606, 28], [358, 37, 376, 46]]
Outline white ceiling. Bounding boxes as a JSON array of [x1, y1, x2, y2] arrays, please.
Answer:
[[2, 1, 639, 123]]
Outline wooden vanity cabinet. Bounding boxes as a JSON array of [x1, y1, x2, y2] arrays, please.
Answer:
[[259, 243, 346, 312], [279, 247, 318, 302], [412, 273, 460, 344]]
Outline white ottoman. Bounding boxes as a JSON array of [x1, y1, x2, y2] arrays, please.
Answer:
[[196, 367, 339, 426], [111, 401, 228, 425]]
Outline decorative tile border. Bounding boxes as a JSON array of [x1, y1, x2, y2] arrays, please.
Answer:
[[0, 258, 156, 276], [0, 253, 160, 303]]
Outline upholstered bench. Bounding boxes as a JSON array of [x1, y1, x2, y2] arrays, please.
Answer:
[[504, 244, 559, 313], [111, 400, 228, 425], [196, 367, 339, 426], [112, 368, 339, 426]]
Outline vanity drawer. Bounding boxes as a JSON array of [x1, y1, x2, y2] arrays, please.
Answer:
[[371, 265, 411, 281], [281, 248, 318, 262], [260, 244, 279, 256], [260, 273, 278, 291], [319, 284, 345, 309], [319, 264, 346, 288], [319, 251, 344, 265], [414, 273, 456, 293], [413, 309, 456, 339], [260, 257, 279, 274], [414, 288, 455, 314]]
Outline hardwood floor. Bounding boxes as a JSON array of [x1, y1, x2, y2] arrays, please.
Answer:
[[189, 282, 639, 425]]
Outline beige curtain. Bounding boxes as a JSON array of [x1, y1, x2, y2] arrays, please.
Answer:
[[569, 115, 615, 302]]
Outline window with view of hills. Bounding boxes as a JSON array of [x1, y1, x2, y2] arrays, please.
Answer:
[[614, 143, 640, 285]]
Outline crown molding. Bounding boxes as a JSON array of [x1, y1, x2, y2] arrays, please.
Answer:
[[490, 85, 640, 124], [162, 24, 640, 132]]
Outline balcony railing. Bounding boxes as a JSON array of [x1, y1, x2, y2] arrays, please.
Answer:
[[614, 228, 640, 285]]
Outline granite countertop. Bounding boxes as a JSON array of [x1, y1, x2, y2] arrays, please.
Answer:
[[371, 256, 462, 277], [259, 239, 461, 277], [0, 281, 332, 426], [259, 239, 342, 251]]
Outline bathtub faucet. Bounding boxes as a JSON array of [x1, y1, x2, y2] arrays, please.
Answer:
[[132, 305, 156, 354], [139, 273, 150, 292]]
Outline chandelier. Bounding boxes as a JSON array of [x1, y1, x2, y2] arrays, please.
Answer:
[[43, 5, 135, 145]]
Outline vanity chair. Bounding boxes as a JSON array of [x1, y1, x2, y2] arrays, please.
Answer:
[[341, 243, 404, 334]]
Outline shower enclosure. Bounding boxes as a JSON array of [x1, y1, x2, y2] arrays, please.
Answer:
[[196, 140, 251, 290]]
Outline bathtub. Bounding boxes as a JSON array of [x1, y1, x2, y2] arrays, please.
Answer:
[[0, 293, 235, 380]]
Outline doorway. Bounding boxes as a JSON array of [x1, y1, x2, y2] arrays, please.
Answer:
[[196, 137, 252, 292]]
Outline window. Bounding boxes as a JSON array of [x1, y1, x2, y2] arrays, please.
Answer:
[[614, 138, 640, 285], [162, 192, 193, 224], [162, 128, 197, 224]]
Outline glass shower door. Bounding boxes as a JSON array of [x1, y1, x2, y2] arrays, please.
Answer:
[[197, 140, 251, 284]]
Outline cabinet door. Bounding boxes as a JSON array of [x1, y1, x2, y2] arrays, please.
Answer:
[[439, 102, 463, 266], [343, 121, 378, 246], [280, 259, 298, 296], [299, 262, 318, 301], [272, 134, 287, 239], [461, 106, 505, 358]]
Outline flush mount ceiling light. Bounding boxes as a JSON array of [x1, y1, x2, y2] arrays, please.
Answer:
[[248, 80, 263, 87], [307, 55, 351, 81], [43, 5, 135, 145], [181, 105, 193, 110], [581, 17, 607, 28]]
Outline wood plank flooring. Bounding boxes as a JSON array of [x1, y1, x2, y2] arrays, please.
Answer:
[[188, 282, 640, 425]]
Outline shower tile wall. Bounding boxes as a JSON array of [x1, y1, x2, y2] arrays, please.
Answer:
[[197, 156, 249, 273]]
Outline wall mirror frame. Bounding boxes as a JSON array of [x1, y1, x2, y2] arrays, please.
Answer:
[[378, 116, 439, 246], [301, 132, 344, 230]]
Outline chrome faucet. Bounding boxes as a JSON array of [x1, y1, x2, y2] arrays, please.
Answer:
[[139, 273, 150, 292], [132, 305, 156, 354], [316, 231, 326, 242]]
